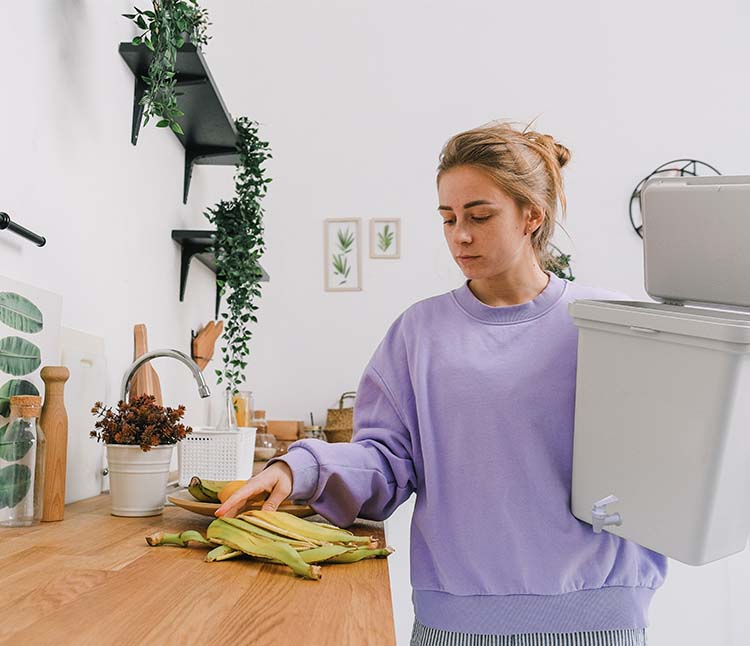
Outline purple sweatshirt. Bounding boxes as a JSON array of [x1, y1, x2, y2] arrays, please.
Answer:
[[267, 271, 668, 634]]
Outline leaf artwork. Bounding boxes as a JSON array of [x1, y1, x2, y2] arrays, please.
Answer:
[[0, 463, 32, 509], [0, 293, 43, 334], [0, 336, 42, 376], [336, 228, 354, 254], [332, 254, 352, 284], [0, 422, 34, 462], [377, 225, 394, 253], [0, 380, 39, 417]]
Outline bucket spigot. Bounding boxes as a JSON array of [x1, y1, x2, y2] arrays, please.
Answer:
[[592, 495, 623, 534]]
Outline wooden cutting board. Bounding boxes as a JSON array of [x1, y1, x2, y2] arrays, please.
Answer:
[[60, 327, 107, 503], [129, 324, 162, 406]]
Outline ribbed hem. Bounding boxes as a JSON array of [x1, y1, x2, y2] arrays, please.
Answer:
[[412, 586, 656, 635], [451, 271, 567, 325]]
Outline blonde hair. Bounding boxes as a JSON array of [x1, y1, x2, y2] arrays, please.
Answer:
[[436, 119, 571, 272]]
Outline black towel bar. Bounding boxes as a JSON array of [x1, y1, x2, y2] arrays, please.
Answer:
[[0, 212, 46, 247]]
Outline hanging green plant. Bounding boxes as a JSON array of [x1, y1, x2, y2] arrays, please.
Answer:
[[123, 0, 211, 135], [204, 117, 272, 393]]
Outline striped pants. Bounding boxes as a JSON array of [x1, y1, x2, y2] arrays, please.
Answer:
[[410, 618, 647, 646]]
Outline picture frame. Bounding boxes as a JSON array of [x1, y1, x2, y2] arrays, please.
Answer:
[[324, 218, 362, 291], [370, 218, 401, 259]]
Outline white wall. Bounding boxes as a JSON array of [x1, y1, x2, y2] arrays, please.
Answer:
[[2, 1, 750, 644]]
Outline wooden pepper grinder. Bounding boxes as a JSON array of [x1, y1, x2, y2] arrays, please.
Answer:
[[40, 366, 70, 522]]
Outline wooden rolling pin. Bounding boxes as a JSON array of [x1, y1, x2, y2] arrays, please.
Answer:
[[40, 366, 70, 522], [129, 324, 162, 405]]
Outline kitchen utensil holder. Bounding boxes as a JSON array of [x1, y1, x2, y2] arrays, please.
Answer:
[[177, 426, 256, 487]]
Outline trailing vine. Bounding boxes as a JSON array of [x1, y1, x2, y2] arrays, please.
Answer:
[[205, 118, 273, 393], [123, 0, 210, 135]]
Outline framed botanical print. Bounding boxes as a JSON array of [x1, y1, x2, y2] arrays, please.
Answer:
[[370, 218, 401, 259], [324, 218, 362, 291]]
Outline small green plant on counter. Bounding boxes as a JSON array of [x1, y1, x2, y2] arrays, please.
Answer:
[[205, 117, 273, 393], [546, 244, 575, 281], [122, 0, 211, 135]]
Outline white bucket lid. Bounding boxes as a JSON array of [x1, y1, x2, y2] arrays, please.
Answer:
[[569, 299, 750, 344], [641, 175, 750, 308]]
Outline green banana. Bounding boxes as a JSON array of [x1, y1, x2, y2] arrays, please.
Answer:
[[188, 476, 232, 502], [327, 546, 395, 563], [145, 530, 212, 547], [241, 510, 376, 547], [207, 519, 322, 580], [219, 516, 317, 550], [205, 544, 243, 562]]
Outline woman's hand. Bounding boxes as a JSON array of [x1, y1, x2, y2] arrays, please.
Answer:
[[214, 462, 294, 518]]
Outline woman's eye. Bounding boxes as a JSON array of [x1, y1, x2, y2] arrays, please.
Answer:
[[442, 220, 454, 226], [472, 216, 490, 222]]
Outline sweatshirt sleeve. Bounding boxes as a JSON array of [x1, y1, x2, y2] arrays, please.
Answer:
[[263, 320, 419, 528]]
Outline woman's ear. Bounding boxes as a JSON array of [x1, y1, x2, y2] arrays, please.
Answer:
[[526, 204, 545, 234]]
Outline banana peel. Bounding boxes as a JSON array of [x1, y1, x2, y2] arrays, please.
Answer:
[[240, 510, 378, 548], [219, 516, 317, 550], [205, 544, 243, 562], [207, 518, 322, 580]]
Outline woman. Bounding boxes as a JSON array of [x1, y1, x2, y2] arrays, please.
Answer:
[[216, 121, 668, 645]]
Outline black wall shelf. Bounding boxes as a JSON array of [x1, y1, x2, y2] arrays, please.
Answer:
[[172, 229, 269, 319], [119, 42, 240, 204]]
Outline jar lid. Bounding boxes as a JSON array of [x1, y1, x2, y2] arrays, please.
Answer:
[[10, 395, 42, 418]]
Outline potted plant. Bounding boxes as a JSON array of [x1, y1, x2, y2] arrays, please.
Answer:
[[122, 0, 211, 135], [205, 117, 272, 426], [90, 394, 192, 517]]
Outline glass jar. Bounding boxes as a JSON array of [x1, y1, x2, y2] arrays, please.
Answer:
[[250, 409, 267, 434], [233, 390, 254, 427], [302, 425, 327, 441], [254, 433, 278, 461], [215, 389, 238, 432], [0, 395, 45, 527]]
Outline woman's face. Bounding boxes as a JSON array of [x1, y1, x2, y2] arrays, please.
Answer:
[[437, 165, 539, 279]]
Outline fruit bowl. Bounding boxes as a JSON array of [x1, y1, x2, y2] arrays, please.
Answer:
[[167, 489, 315, 518]]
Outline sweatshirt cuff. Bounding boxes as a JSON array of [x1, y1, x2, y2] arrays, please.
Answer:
[[264, 446, 320, 502]]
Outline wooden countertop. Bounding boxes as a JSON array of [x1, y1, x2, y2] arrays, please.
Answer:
[[0, 493, 396, 646]]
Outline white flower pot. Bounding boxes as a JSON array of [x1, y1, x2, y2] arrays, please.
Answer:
[[106, 444, 174, 517]]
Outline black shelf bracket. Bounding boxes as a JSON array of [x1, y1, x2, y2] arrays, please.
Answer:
[[183, 145, 239, 204], [172, 229, 269, 319], [129, 74, 208, 146], [119, 42, 240, 203], [0, 212, 46, 247]]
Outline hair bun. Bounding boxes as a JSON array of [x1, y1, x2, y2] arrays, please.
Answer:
[[554, 142, 571, 169], [522, 130, 571, 169]]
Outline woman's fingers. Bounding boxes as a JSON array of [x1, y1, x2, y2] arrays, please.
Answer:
[[214, 463, 294, 518], [261, 482, 292, 511], [215, 478, 269, 518]]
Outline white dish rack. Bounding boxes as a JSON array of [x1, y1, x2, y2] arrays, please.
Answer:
[[177, 426, 257, 487]]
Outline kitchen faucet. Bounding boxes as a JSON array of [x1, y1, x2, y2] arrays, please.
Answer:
[[120, 349, 211, 402]]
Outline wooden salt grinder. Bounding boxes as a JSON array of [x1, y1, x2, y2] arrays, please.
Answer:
[[40, 366, 70, 522]]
